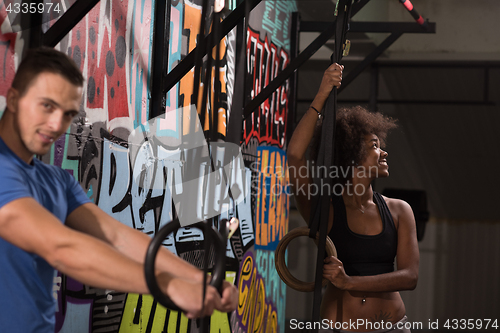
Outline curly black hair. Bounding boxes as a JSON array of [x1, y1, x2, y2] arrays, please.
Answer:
[[310, 105, 397, 184]]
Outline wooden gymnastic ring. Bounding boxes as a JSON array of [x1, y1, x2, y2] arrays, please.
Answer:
[[275, 226, 337, 292]]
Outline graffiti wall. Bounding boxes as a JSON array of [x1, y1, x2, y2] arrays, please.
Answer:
[[0, 1, 21, 115], [236, 2, 296, 332], [0, 0, 296, 332]]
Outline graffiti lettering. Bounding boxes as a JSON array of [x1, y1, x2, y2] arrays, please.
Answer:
[[244, 27, 289, 148], [261, 1, 298, 51], [255, 249, 286, 332], [167, 1, 229, 139], [50, 123, 254, 332], [255, 147, 289, 250], [237, 252, 278, 333]]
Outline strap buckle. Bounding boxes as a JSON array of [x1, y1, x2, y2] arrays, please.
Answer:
[[343, 39, 351, 56]]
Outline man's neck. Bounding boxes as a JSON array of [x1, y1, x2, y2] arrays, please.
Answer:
[[0, 115, 34, 164]]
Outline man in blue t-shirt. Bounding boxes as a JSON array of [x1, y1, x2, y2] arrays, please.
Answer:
[[0, 47, 237, 332]]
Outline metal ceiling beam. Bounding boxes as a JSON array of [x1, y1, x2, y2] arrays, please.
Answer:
[[242, 0, 372, 119], [244, 15, 436, 117], [350, 0, 372, 18], [338, 99, 496, 106], [162, 0, 263, 95], [340, 59, 497, 107], [324, 21, 435, 93], [375, 60, 500, 68], [301, 21, 436, 34], [162, 0, 372, 119], [243, 15, 338, 118], [43, 0, 101, 47], [339, 31, 404, 92]]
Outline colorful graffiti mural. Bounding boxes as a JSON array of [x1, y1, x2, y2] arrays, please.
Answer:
[[164, 0, 231, 140], [254, 147, 289, 250], [45, 120, 255, 331], [0, 0, 295, 331], [233, 251, 284, 333], [244, 27, 289, 149], [0, 1, 20, 113]]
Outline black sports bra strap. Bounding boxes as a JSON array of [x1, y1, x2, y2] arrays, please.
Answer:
[[373, 192, 396, 229]]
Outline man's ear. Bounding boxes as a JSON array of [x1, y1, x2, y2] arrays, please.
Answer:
[[6, 87, 19, 113]]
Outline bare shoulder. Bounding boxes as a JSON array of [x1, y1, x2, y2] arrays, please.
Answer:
[[382, 195, 412, 213], [381, 195, 415, 229]]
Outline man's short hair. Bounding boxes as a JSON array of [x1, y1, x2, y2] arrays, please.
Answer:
[[12, 47, 84, 96]]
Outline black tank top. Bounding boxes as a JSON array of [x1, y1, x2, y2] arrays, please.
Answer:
[[328, 192, 398, 276]]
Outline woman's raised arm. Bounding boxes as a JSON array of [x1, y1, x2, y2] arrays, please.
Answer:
[[287, 63, 343, 221]]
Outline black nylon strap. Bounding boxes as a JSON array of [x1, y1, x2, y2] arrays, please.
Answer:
[[308, 1, 353, 330], [190, 1, 213, 329], [205, 0, 229, 315], [222, 0, 250, 223], [226, 0, 250, 144]]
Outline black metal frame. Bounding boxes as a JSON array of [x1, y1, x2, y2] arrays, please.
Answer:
[[161, 0, 263, 97], [150, 0, 171, 119], [26, 0, 437, 126], [42, 0, 101, 47], [17, 0, 445, 327], [241, 17, 437, 119], [298, 60, 499, 108], [243, 0, 374, 118], [299, 21, 436, 94], [286, 12, 300, 146], [340, 60, 499, 107]]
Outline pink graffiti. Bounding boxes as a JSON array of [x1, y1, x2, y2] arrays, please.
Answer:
[[86, 0, 129, 121], [0, 3, 17, 98]]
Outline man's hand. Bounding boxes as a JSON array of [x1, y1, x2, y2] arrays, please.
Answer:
[[159, 274, 238, 318], [219, 280, 238, 312]]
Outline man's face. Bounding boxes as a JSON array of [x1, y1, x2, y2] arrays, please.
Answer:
[[8, 72, 83, 161]]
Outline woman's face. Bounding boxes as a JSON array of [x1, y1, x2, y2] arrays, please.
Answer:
[[357, 134, 389, 179]]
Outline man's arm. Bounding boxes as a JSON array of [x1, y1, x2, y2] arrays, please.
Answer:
[[0, 198, 149, 293], [66, 203, 205, 282], [66, 202, 238, 312], [0, 198, 230, 318]]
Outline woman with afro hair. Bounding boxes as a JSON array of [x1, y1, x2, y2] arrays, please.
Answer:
[[287, 63, 419, 332]]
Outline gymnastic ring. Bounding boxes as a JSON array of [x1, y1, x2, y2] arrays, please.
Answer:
[[144, 219, 226, 311], [275, 226, 337, 292]]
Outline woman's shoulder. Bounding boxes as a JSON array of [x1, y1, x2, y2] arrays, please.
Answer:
[[381, 195, 411, 211], [380, 194, 414, 229]]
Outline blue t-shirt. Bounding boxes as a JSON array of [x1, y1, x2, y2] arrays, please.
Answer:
[[0, 137, 91, 332]]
